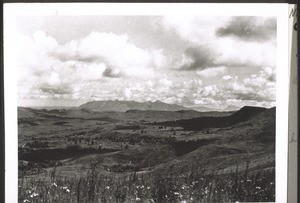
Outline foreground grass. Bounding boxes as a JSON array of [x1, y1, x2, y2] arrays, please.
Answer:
[[19, 164, 275, 203]]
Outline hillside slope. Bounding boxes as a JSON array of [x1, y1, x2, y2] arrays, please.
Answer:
[[158, 106, 268, 130]]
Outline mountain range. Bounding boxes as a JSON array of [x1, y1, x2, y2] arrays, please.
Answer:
[[78, 100, 191, 112]]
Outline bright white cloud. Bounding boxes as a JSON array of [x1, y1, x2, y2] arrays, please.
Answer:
[[196, 66, 227, 77], [215, 38, 276, 68], [16, 30, 168, 105], [222, 75, 232, 80], [55, 31, 165, 78]]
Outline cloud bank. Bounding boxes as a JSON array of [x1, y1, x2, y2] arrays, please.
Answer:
[[16, 16, 277, 110]]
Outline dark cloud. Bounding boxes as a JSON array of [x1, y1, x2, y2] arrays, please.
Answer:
[[177, 45, 261, 71], [267, 74, 276, 82], [40, 87, 72, 95], [216, 17, 276, 42], [178, 46, 217, 70], [102, 67, 121, 78]]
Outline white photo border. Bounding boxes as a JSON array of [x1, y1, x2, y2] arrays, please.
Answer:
[[4, 3, 289, 203]]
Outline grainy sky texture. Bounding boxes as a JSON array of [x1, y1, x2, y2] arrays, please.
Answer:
[[16, 15, 276, 111]]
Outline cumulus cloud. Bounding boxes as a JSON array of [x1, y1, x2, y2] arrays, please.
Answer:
[[163, 16, 276, 70], [221, 66, 276, 102], [97, 76, 205, 106], [16, 30, 167, 105], [222, 75, 232, 80], [216, 37, 276, 68], [16, 16, 277, 110], [55, 31, 164, 78], [216, 17, 276, 42], [196, 66, 227, 77], [182, 66, 276, 110]]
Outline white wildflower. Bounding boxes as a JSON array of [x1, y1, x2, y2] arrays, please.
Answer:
[[30, 192, 39, 198], [23, 199, 30, 203]]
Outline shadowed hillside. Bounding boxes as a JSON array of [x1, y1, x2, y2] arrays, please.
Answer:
[[157, 106, 268, 130]]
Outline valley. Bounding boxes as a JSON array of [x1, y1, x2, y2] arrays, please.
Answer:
[[18, 102, 275, 203]]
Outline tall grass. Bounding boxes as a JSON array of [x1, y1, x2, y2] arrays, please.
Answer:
[[19, 163, 275, 203]]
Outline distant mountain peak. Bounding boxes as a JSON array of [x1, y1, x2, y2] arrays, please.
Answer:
[[240, 106, 266, 110], [78, 100, 191, 112]]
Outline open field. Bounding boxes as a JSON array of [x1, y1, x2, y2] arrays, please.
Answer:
[[18, 106, 275, 202]]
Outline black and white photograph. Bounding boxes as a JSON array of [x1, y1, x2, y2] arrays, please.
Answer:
[[4, 3, 290, 203]]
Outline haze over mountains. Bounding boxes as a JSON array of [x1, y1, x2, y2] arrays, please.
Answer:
[[78, 100, 192, 112]]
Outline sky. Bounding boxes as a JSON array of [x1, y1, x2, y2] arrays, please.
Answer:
[[15, 15, 277, 111]]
